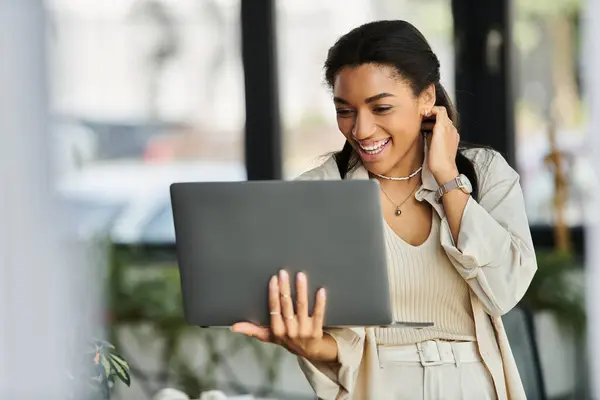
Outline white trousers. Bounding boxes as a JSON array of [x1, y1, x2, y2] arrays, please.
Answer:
[[377, 340, 497, 400]]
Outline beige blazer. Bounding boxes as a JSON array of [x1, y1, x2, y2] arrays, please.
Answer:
[[295, 146, 537, 400]]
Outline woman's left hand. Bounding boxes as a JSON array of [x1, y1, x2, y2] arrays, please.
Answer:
[[422, 106, 460, 183]]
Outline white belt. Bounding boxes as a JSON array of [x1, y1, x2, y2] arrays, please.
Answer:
[[378, 340, 481, 367]]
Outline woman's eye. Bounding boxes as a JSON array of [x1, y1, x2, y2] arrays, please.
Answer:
[[373, 106, 392, 114], [336, 109, 354, 117]]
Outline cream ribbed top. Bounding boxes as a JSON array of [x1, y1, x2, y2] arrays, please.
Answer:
[[374, 214, 476, 345]]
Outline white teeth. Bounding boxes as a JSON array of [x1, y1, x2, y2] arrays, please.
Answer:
[[359, 138, 390, 154]]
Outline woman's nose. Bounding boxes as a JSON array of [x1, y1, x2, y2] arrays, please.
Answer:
[[351, 114, 376, 140]]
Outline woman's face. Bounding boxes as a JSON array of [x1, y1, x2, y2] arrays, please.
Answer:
[[332, 63, 434, 175]]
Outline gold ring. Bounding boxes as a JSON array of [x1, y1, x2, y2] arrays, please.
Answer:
[[280, 294, 291, 300], [285, 315, 295, 320], [269, 311, 280, 316]]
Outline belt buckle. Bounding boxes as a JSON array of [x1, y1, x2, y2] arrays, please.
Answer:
[[416, 340, 446, 367]]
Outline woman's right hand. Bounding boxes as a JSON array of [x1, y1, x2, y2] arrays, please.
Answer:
[[231, 270, 338, 363]]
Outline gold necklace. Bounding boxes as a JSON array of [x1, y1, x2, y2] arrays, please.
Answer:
[[380, 181, 420, 216]]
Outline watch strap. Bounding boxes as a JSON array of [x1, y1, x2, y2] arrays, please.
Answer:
[[436, 176, 461, 201]]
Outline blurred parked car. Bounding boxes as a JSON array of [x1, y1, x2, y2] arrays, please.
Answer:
[[80, 118, 187, 161], [57, 159, 246, 243]]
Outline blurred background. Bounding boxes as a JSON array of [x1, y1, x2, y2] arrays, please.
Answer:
[[1, 0, 597, 398]]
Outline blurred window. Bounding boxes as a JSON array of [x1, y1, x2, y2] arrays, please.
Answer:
[[513, 0, 586, 226], [47, 0, 247, 239]]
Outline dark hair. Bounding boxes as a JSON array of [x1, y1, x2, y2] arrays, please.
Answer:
[[325, 20, 479, 200]]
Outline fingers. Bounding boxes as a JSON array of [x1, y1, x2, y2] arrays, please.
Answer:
[[278, 270, 298, 338], [296, 272, 309, 319], [427, 107, 451, 127], [311, 288, 327, 335], [427, 106, 448, 119], [231, 322, 271, 342], [427, 106, 458, 137], [246, 272, 326, 347], [296, 272, 312, 337], [268, 275, 285, 338]]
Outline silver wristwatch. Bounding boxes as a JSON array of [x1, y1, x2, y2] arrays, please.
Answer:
[[435, 174, 473, 201]]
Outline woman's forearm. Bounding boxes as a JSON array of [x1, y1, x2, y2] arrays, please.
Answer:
[[435, 169, 470, 243]]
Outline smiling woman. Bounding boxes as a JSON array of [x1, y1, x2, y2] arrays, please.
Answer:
[[232, 19, 537, 400], [325, 22, 478, 199]]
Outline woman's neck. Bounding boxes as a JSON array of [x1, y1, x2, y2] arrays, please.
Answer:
[[378, 137, 424, 181]]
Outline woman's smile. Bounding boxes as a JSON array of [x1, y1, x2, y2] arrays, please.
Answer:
[[355, 137, 392, 161]]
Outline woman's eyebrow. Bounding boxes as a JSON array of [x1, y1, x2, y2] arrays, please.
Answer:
[[333, 92, 396, 105]]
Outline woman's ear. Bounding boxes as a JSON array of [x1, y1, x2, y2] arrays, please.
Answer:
[[418, 84, 436, 114]]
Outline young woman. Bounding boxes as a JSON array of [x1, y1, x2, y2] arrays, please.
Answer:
[[232, 20, 536, 399]]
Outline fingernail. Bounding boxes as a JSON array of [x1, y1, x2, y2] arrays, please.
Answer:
[[270, 275, 278, 287], [319, 288, 326, 298], [279, 269, 288, 281], [297, 272, 306, 282]]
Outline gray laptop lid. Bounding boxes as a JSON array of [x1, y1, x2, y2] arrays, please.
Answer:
[[170, 179, 395, 327]]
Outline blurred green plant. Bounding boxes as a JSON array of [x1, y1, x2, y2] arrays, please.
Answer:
[[68, 339, 131, 400], [522, 250, 586, 337]]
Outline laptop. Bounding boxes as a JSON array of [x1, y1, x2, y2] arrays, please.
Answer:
[[170, 179, 433, 329]]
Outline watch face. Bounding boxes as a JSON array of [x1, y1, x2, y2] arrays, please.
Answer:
[[458, 174, 473, 193]]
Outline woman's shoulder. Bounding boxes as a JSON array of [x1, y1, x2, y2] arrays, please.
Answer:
[[294, 155, 340, 181], [461, 147, 518, 184]]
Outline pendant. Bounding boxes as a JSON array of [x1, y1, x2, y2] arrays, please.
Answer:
[[394, 208, 402, 216]]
